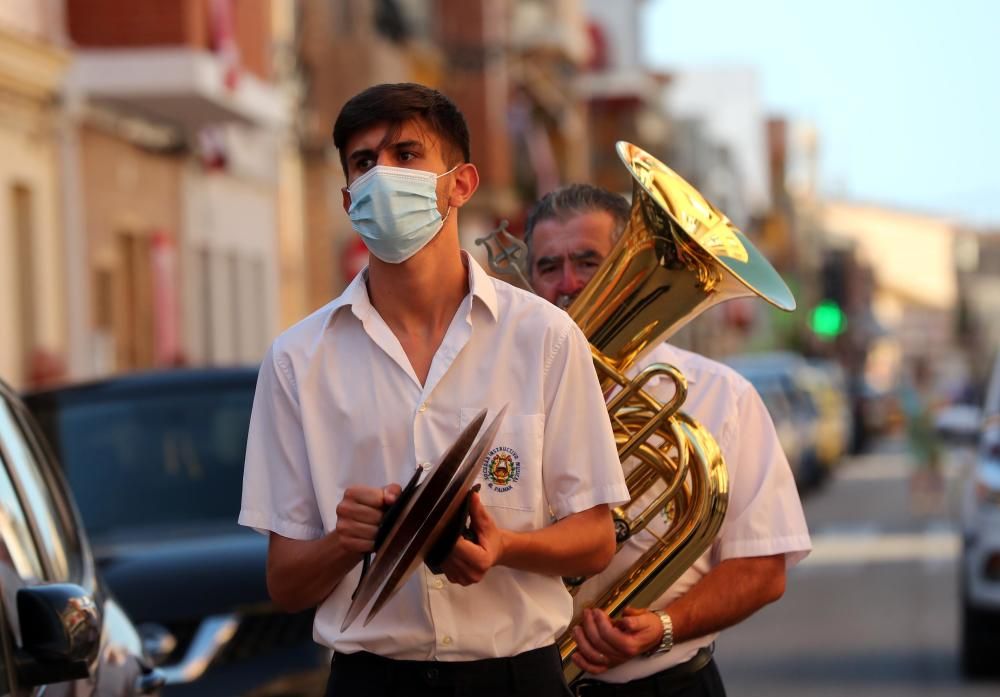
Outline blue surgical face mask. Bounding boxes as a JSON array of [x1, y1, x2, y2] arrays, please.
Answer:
[[347, 164, 459, 264]]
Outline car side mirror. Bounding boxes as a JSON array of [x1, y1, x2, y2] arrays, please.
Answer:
[[13, 584, 101, 687]]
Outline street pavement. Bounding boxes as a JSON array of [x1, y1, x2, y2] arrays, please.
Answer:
[[716, 439, 999, 696]]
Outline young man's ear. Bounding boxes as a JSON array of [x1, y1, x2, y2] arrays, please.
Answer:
[[447, 163, 480, 209], [342, 187, 351, 214]]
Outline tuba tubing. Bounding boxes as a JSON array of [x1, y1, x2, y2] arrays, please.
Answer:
[[559, 411, 728, 683]]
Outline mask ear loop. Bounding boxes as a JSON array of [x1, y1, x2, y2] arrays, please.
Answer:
[[436, 163, 462, 179], [437, 163, 461, 223]]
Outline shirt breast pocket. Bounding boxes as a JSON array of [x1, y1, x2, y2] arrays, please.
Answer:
[[460, 407, 543, 514]]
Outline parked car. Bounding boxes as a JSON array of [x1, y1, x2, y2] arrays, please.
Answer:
[[957, 351, 1000, 678], [799, 359, 853, 471], [724, 352, 824, 490], [0, 377, 162, 696], [24, 369, 328, 697]]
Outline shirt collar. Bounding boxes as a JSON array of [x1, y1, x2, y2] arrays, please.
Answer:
[[322, 266, 373, 326], [324, 250, 499, 327], [464, 251, 499, 323]]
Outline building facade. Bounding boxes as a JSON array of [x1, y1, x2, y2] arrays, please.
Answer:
[[63, 0, 290, 374], [0, 0, 69, 389]]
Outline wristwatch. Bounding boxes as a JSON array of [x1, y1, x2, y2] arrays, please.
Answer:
[[644, 610, 673, 657]]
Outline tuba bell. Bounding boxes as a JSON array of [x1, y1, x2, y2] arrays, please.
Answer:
[[478, 141, 796, 684]]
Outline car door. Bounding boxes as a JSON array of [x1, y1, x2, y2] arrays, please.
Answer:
[[0, 387, 148, 697]]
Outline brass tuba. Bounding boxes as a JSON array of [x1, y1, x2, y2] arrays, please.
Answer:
[[478, 141, 795, 683], [556, 142, 795, 682]]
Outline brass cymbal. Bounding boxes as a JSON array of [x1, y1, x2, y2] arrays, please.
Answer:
[[341, 404, 508, 630]]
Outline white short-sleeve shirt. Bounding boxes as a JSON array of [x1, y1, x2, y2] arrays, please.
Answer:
[[239, 253, 629, 661], [576, 343, 812, 683]]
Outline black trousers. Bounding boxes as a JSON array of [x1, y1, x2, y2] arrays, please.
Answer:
[[326, 644, 572, 697], [571, 651, 726, 697]]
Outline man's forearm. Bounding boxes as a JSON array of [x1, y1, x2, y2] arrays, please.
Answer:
[[497, 504, 616, 578], [266, 531, 363, 612], [569, 553, 788, 674], [664, 554, 786, 644]]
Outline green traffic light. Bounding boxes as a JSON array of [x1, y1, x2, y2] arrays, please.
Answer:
[[810, 300, 846, 338]]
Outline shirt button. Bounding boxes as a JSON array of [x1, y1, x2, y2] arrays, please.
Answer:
[[432, 578, 444, 589], [420, 462, 432, 470], [418, 403, 428, 413], [441, 635, 452, 645]]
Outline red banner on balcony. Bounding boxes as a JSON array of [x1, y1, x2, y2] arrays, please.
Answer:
[[210, 0, 241, 90]]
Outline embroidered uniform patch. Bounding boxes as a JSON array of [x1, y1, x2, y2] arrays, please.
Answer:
[[483, 446, 521, 493]]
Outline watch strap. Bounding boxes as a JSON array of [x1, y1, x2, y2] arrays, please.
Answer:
[[644, 610, 673, 657]]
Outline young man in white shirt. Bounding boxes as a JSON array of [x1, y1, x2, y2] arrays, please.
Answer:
[[525, 184, 812, 697], [239, 85, 629, 697]]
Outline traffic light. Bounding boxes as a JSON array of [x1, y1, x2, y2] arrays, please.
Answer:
[[821, 250, 848, 305], [809, 299, 846, 339], [810, 250, 850, 340]]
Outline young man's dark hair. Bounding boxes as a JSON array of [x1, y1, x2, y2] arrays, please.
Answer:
[[332, 82, 471, 176]]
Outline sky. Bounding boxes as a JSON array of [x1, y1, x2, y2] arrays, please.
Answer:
[[641, 0, 1000, 227]]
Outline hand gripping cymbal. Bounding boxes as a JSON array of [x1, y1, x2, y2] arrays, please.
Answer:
[[341, 404, 509, 630]]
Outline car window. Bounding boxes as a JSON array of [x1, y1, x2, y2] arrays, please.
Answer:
[[0, 445, 44, 584], [0, 441, 47, 653], [745, 375, 788, 417], [759, 388, 789, 420], [37, 384, 254, 540], [0, 399, 71, 582], [777, 375, 818, 419]]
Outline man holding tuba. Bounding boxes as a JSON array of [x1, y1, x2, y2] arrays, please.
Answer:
[[240, 85, 630, 697], [525, 184, 812, 697]]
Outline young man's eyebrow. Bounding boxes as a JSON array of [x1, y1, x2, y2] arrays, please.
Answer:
[[348, 148, 377, 164], [348, 140, 425, 165], [389, 139, 424, 151]]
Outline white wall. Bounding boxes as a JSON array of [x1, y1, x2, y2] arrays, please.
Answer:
[[820, 201, 957, 310], [181, 169, 279, 366], [664, 68, 771, 215]]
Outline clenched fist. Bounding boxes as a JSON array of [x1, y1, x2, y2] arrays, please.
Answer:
[[334, 484, 402, 555]]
